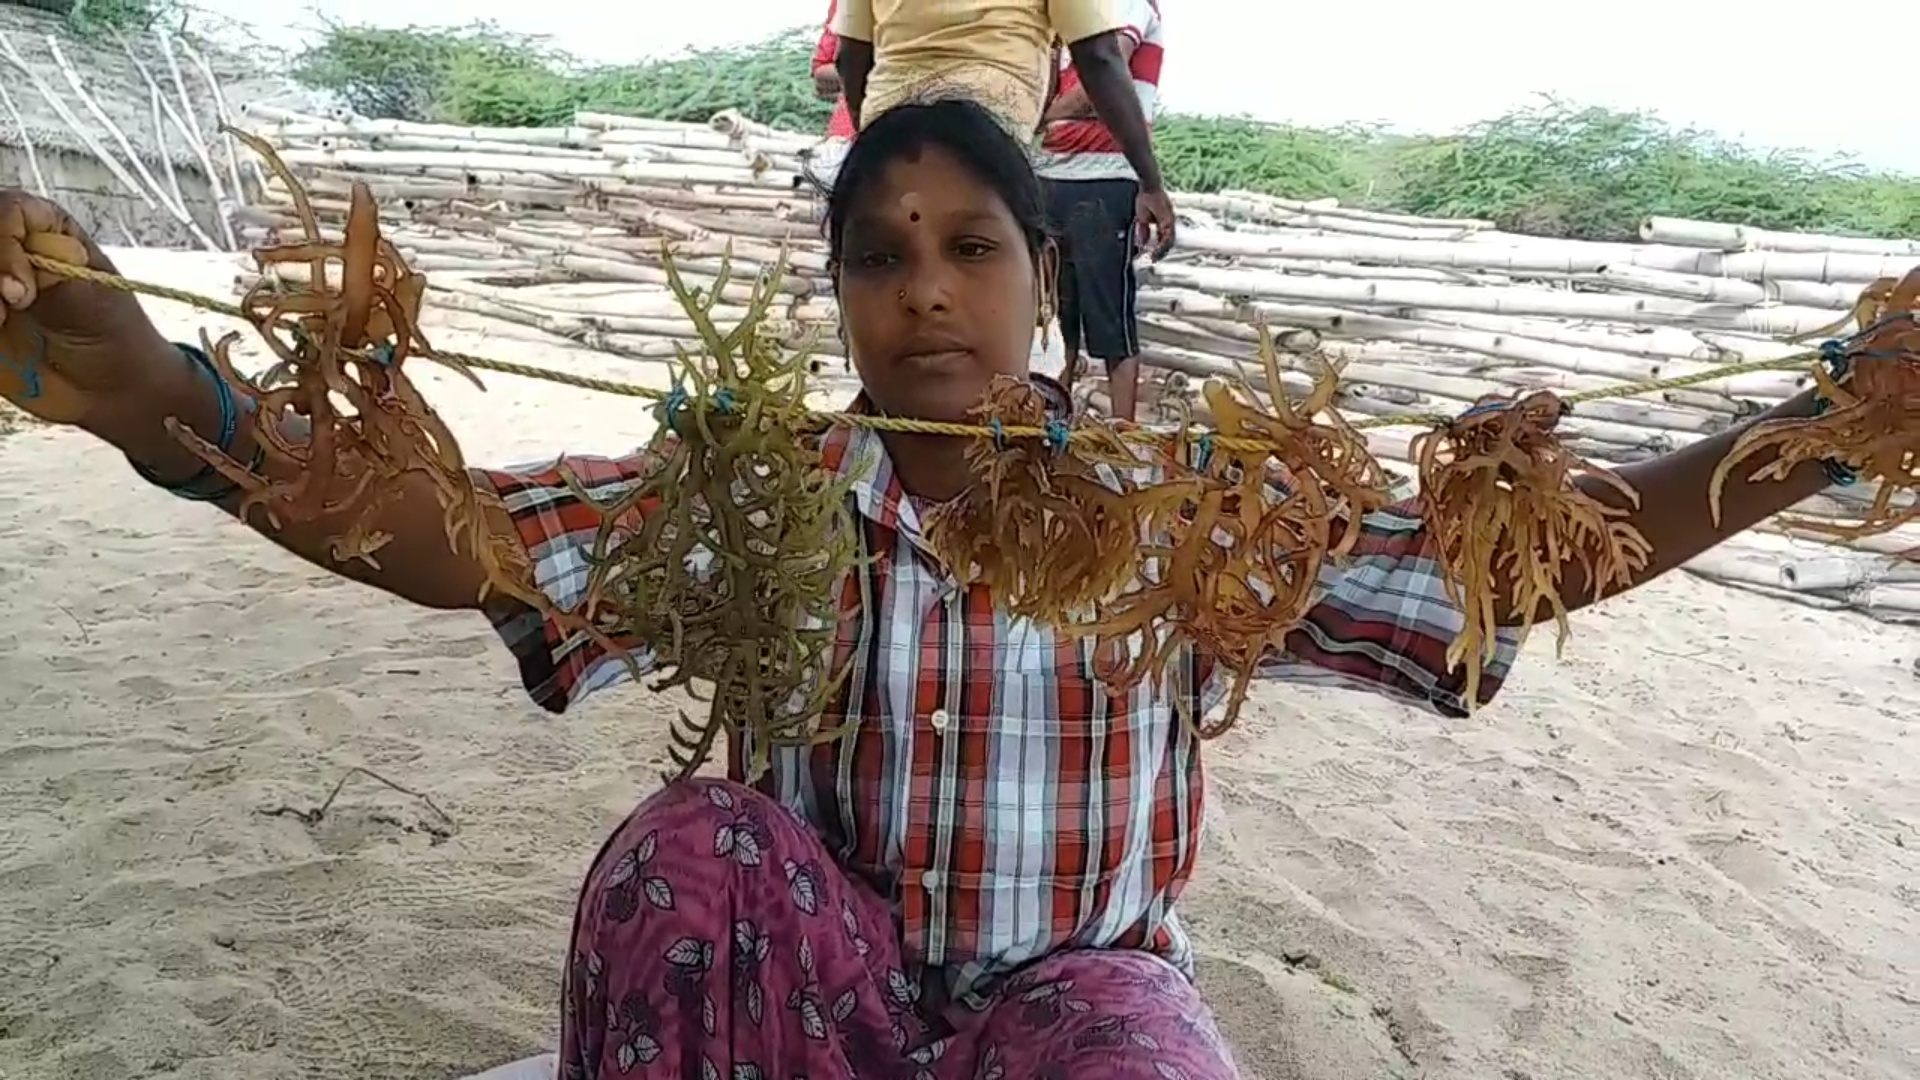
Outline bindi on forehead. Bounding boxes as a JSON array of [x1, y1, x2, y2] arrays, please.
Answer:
[[897, 191, 922, 223]]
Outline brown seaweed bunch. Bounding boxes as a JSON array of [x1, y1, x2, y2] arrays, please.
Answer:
[[1709, 270, 1920, 546], [168, 128, 542, 610], [1412, 391, 1653, 707], [562, 251, 863, 782], [922, 374, 1150, 621], [1075, 331, 1396, 735]]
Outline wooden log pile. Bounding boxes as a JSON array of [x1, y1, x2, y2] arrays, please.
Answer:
[[228, 103, 1919, 621]]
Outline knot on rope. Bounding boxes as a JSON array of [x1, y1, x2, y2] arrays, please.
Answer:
[[656, 380, 690, 429], [1811, 340, 1859, 487], [1043, 418, 1071, 454], [989, 417, 1007, 450]]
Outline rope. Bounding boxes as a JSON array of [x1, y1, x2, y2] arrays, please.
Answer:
[[28, 253, 1825, 453]]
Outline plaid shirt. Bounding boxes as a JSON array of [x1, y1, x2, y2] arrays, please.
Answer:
[[476, 384, 1521, 1002]]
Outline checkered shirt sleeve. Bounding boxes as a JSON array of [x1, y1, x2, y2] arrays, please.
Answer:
[[472, 458, 1520, 717]]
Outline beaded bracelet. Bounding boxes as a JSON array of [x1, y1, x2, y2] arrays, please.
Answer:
[[129, 343, 258, 502]]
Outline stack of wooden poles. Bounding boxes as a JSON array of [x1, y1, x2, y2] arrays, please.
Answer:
[[226, 102, 1920, 620]]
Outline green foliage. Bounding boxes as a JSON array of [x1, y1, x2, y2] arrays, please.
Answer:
[[293, 22, 834, 132], [1385, 103, 1920, 241], [63, 0, 183, 36], [291, 24, 1920, 241]]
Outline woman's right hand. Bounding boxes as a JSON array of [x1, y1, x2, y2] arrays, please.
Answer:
[[0, 190, 182, 429], [0, 191, 507, 612]]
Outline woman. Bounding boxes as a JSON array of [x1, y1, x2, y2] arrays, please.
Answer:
[[0, 100, 1841, 1079]]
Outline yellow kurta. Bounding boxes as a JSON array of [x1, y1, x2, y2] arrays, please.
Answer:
[[831, 0, 1127, 136]]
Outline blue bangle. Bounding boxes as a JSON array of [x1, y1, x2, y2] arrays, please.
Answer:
[[130, 343, 247, 501]]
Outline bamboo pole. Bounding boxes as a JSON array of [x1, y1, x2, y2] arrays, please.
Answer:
[[114, 27, 234, 250], [224, 107, 1920, 560], [1640, 216, 1920, 258], [177, 34, 255, 201], [44, 35, 192, 225], [0, 81, 46, 197], [0, 31, 151, 207], [1146, 262, 1844, 336], [1173, 226, 1917, 285]]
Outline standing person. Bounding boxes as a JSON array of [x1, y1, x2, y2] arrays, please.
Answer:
[[829, 0, 1179, 259], [806, 1, 860, 191], [0, 99, 1862, 1079], [1036, 0, 1163, 420], [811, 0, 857, 143]]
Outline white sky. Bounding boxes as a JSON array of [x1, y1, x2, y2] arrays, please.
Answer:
[[187, 0, 1915, 174]]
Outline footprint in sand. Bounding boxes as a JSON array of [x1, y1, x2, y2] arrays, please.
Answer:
[[1200, 953, 1411, 1080], [116, 673, 177, 704]]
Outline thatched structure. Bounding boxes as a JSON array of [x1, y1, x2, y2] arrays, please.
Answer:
[[0, 3, 283, 248]]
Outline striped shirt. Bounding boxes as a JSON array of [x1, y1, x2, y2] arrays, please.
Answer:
[[477, 379, 1521, 1002], [831, 0, 1130, 136], [1036, 0, 1165, 181]]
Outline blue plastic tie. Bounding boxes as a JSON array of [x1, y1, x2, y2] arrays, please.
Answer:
[[0, 327, 46, 400], [1042, 418, 1070, 454], [1820, 454, 1860, 488], [370, 343, 397, 367], [712, 388, 737, 415], [656, 381, 689, 427], [1195, 432, 1215, 471], [989, 417, 1007, 450], [1460, 398, 1510, 420], [1810, 341, 1859, 487]]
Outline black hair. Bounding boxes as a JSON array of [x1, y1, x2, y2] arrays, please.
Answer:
[[825, 98, 1048, 266]]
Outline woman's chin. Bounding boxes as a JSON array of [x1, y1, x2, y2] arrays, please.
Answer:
[[872, 368, 993, 421]]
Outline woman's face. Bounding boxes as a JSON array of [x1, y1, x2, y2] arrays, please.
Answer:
[[834, 143, 1044, 422]]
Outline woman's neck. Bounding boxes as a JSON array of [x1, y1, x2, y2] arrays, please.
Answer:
[[881, 432, 974, 503]]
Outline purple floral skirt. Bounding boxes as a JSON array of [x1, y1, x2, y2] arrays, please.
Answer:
[[557, 779, 1240, 1080]]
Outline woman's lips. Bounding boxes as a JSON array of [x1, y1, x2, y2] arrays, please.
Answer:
[[898, 348, 972, 368]]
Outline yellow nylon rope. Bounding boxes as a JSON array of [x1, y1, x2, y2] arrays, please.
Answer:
[[27, 252, 1819, 452]]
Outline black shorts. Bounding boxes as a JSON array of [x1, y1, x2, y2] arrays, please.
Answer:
[[1043, 177, 1140, 368]]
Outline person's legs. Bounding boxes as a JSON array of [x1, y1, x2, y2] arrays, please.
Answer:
[[1055, 179, 1143, 420], [952, 949, 1240, 1080], [1043, 179, 1088, 387], [558, 779, 934, 1079]]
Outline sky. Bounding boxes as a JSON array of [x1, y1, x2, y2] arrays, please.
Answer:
[[184, 0, 1916, 174]]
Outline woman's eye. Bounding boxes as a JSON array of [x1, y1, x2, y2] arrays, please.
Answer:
[[855, 251, 895, 270], [953, 240, 994, 258]]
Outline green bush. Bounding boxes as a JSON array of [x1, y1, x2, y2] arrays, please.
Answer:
[[291, 23, 1920, 241], [294, 21, 835, 132], [61, 0, 184, 35]]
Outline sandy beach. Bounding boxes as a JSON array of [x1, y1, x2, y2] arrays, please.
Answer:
[[1, 251, 1916, 1080]]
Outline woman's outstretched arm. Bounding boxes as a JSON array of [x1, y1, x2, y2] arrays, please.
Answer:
[[1528, 389, 1827, 621], [86, 341, 504, 612]]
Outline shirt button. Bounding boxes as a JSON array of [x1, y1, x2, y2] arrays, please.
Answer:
[[929, 708, 950, 731], [921, 870, 939, 890]]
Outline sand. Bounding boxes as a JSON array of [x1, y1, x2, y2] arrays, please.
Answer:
[[1, 251, 1917, 1080]]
